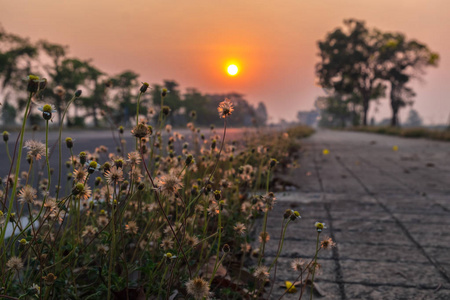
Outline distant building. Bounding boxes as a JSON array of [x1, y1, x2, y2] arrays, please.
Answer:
[[297, 110, 319, 127]]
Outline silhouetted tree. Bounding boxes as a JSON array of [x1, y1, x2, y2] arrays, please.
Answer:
[[377, 32, 439, 126], [316, 94, 352, 127], [1, 99, 16, 126], [80, 63, 106, 127], [255, 102, 268, 126], [183, 88, 215, 126], [151, 80, 183, 125], [405, 109, 423, 127], [316, 19, 386, 126], [0, 25, 37, 93], [109, 70, 140, 125], [38, 40, 94, 124]]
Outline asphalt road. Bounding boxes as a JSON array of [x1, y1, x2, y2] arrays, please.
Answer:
[[262, 129, 450, 299], [0, 126, 253, 190]]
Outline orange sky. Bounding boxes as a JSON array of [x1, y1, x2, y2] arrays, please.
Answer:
[[1, 0, 449, 124]]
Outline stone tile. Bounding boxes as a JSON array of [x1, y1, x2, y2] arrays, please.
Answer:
[[394, 213, 450, 225], [341, 260, 446, 287], [333, 219, 400, 233], [262, 239, 333, 260], [423, 246, 450, 264], [331, 210, 393, 222], [333, 229, 412, 246], [338, 242, 429, 263], [409, 231, 450, 248], [344, 283, 450, 300]]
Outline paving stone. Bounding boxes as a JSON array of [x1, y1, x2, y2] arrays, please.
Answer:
[[340, 260, 446, 287], [258, 130, 450, 298], [422, 246, 450, 264], [409, 231, 450, 248], [393, 213, 450, 225], [333, 229, 412, 246], [263, 240, 333, 260], [338, 243, 429, 263], [344, 283, 450, 300]]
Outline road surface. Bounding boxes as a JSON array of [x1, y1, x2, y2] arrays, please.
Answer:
[[264, 129, 450, 299]]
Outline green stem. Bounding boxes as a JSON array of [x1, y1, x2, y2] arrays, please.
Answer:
[[269, 220, 290, 272], [135, 91, 142, 150], [258, 170, 271, 266], [107, 187, 117, 300], [157, 264, 169, 299], [56, 94, 77, 201], [45, 120, 51, 195], [267, 219, 291, 298], [5, 142, 11, 164], [0, 92, 32, 255], [309, 232, 321, 300], [209, 208, 222, 286]]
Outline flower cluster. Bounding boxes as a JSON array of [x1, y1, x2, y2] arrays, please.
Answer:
[[0, 77, 321, 299]]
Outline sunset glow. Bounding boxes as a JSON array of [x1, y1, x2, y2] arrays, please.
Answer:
[[227, 64, 238, 76], [0, 0, 449, 123]]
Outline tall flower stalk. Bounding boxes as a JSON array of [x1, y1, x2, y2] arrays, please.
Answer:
[[56, 91, 81, 201], [1, 75, 46, 255]]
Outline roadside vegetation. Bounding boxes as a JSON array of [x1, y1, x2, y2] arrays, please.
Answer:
[[0, 75, 332, 299], [349, 126, 450, 141]]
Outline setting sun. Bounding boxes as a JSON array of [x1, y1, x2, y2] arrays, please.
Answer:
[[227, 64, 238, 76]]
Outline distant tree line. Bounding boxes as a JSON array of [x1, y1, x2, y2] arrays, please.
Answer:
[[316, 19, 439, 127], [0, 25, 267, 128]]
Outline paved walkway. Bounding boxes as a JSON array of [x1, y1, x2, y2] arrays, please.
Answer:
[[262, 130, 450, 299]]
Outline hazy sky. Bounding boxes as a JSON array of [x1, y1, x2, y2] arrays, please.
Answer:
[[1, 0, 449, 124]]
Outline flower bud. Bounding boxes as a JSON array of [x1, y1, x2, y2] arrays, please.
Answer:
[[191, 185, 199, 196], [72, 183, 85, 195], [185, 154, 193, 165], [121, 180, 129, 191], [41, 104, 54, 120], [75, 90, 82, 97], [290, 211, 301, 221], [65, 137, 73, 149], [269, 158, 278, 169], [284, 209, 293, 219], [140, 82, 150, 93], [26, 75, 40, 92], [3, 131, 9, 142], [102, 162, 111, 173], [79, 152, 87, 165], [314, 222, 326, 233], [87, 161, 98, 174], [162, 106, 170, 116], [114, 159, 124, 169]]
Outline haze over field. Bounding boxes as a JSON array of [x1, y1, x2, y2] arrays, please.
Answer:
[[1, 0, 449, 124]]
